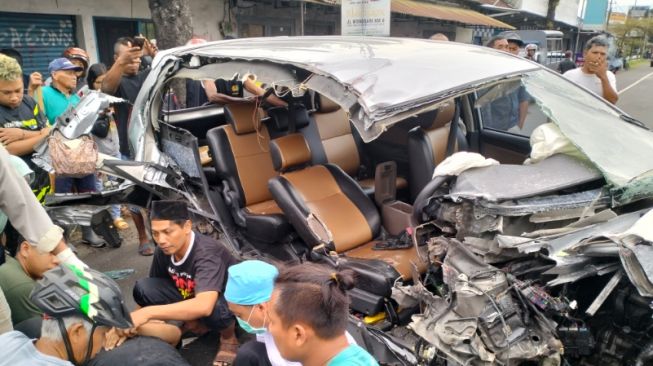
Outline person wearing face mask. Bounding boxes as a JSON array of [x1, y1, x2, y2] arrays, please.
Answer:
[[225, 260, 358, 366]]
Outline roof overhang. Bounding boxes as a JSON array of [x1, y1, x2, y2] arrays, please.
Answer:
[[392, 0, 515, 29]]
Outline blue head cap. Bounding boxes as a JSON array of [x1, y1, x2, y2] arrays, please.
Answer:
[[48, 58, 83, 75], [224, 260, 279, 305]]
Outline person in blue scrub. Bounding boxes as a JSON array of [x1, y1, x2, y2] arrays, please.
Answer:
[[225, 260, 359, 366]]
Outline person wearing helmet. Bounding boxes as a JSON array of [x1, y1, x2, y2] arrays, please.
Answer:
[[525, 44, 538, 62], [0, 264, 132, 365], [62, 47, 90, 92]]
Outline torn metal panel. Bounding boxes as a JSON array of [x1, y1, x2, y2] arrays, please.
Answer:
[[586, 270, 624, 316], [449, 154, 602, 202], [619, 239, 653, 297], [534, 210, 646, 259], [411, 240, 561, 364], [475, 188, 610, 217], [546, 263, 620, 287]]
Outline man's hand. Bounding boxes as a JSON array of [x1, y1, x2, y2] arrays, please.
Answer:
[[587, 59, 608, 79], [115, 44, 143, 71], [130, 307, 152, 330], [28, 72, 42, 92], [0, 128, 26, 145], [143, 38, 158, 57], [104, 327, 132, 350]]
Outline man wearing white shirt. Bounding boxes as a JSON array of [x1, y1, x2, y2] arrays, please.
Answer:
[[563, 36, 618, 104]]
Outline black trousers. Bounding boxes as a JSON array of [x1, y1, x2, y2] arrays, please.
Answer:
[[133, 277, 235, 330], [233, 340, 272, 366]]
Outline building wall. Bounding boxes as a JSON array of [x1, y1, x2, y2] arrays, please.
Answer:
[[3, 0, 225, 64], [517, 0, 580, 27]]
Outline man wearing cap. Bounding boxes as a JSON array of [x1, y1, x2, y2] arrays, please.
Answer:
[[225, 260, 357, 366], [501, 31, 524, 56], [41, 58, 83, 125], [132, 200, 239, 366], [41, 58, 101, 247]]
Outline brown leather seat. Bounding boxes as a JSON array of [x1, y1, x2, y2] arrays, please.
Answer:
[[206, 102, 290, 242], [310, 95, 407, 194], [407, 100, 467, 201], [268, 133, 425, 280]]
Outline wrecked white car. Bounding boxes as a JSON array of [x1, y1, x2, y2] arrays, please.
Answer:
[[48, 37, 653, 365]]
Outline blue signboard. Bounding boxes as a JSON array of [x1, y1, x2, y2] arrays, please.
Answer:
[[583, 0, 609, 31]]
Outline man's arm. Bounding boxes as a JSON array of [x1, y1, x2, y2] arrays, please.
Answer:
[[130, 291, 218, 328], [2, 129, 48, 156], [590, 61, 618, 104], [101, 60, 125, 96], [518, 100, 528, 129], [101, 45, 142, 96], [0, 145, 58, 252], [599, 73, 618, 104]]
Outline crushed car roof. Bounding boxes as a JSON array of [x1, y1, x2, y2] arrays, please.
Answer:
[[177, 36, 539, 139]]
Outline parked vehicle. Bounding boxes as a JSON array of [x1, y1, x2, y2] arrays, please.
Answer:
[[46, 37, 653, 365]]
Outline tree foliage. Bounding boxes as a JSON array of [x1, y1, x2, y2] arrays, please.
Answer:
[[609, 18, 653, 56]]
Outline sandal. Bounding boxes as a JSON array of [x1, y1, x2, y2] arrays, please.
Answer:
[[114, 218, 130, 230], [213, 338, 239, 366], [138, 241, 155, 256]]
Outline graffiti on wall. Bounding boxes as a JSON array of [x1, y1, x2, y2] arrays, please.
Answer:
[[0, 20, 74, 48]]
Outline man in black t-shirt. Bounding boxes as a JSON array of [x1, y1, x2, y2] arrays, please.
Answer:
[[132, 200, 239, 366], [558, 50, 577, 74], [101, 37, 155, 256], [0, 54, 51, 199], [101, 36, 153, 160]]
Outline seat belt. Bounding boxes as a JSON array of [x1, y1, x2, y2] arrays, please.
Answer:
[[445, 98, 461, 158]]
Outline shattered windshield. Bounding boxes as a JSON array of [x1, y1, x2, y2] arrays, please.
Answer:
[[477, 69, 653, 205]]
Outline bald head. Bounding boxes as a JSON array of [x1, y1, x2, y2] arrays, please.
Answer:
[[430, 33, 449, 42]]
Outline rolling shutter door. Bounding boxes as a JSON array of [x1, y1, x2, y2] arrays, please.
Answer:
[[0, 12, 77, 76]]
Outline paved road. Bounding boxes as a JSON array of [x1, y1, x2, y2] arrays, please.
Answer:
[[615, 61, 653, 129]]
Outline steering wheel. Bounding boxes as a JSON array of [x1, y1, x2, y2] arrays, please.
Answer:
[[412, 175, 452, 224]]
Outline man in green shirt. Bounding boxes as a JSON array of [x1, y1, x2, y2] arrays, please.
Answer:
[[41, 58, 82, 125], [0, 233, 59, 326]]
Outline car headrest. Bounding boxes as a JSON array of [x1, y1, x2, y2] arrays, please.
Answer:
[[316, 94, 341, 113], [430, 100, 456, 130], [267, 105, 310, 131], [270, 134, 312, 172], [224, 102, 259, 134]]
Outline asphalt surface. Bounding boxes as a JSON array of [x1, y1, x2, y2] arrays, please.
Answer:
[[615, 61, 653, 129]]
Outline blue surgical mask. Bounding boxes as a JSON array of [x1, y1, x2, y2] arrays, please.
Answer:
[[236, 306, 267, 335]]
